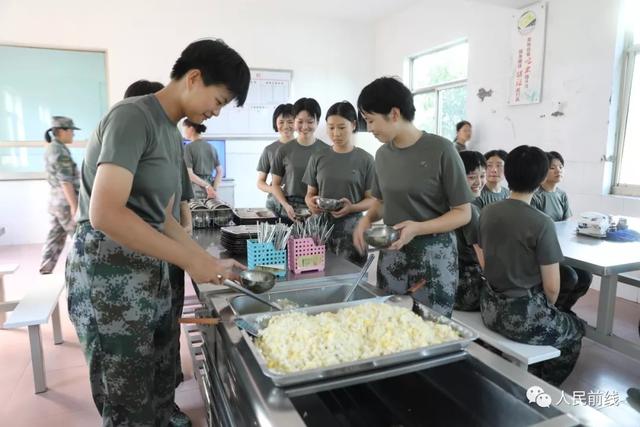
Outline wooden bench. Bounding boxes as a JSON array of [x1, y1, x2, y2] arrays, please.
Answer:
[[453, 310, 560, 369], [2, 279, 65, 393], [0, 263, 20, 326], [618, 270, 640, 288]]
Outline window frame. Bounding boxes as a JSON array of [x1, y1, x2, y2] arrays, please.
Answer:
[[408, 39, 468, 138], [612, 31, 640, 196]]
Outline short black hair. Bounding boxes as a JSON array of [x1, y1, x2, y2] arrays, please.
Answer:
[[170, 39, 250, 107], [357, 77, 416, 121], [547, 151, 565, 166], [484, 149, 508, 162], [505, 145, 549, 193], [124, 80, 164, 98], [456, 120, 471, 132], [272, 103, 294, 132], [459, 151, 487, 175], [293, 98, 321, 121], [326, 101, 358, 133], [183, 118, 207, 134]]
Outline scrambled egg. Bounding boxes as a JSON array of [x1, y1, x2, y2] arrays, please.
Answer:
[[255, 303, 460, 373]]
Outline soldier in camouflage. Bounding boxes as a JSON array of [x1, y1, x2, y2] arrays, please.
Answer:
[[454, 151, 489, 311], [66, 39, 249, 426], [353, 78, 474, 319], [478, 145, 585, 386], [257, 103, 295, 218], [40, 116, 80, 274], [302, 101, 376, 268]]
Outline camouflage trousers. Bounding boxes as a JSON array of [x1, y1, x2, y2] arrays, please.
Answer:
[[168, 264, 185, 388], [377, 232, 458, 318], [557, 264, 592, 312], [66, 222, 175, 426], [323, 213, 366, 267], [480, 284, 585, 386], [265, 193, 284, 219], [40, 204, 76, 274], [454, 262, 485, 311]]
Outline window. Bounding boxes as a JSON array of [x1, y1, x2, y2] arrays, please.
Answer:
[[613, 1, 640, 195], [0, 44, 108, 180], [409, 40, 468, 142]]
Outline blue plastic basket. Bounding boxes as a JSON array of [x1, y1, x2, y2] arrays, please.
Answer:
[[246, 240, 287, 277]]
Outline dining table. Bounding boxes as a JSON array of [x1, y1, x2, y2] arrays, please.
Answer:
[[555, 217, 640, 360]]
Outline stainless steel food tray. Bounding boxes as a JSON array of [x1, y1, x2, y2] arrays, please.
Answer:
[[237, 296, 478, 387]]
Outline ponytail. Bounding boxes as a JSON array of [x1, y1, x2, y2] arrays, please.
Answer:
[[44, 129, 53, 143]]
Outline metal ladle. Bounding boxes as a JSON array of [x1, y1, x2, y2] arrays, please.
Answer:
[[385, 279, 427, 313], [217, 275, 282, 311]]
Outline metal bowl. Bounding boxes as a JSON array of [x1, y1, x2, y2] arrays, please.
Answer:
[[240, 270, 276, 294], [316, 197, 344, 212], [294, 207, 312, 220], [363, 225, 400, 248]]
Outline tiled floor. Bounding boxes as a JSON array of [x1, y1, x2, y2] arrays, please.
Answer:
[[1, 242, 639, 426], [0, 243, 206, 426]]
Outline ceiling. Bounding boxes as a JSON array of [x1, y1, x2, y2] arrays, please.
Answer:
[[240, 0, 538, 23], [469, 0, 540, 8]]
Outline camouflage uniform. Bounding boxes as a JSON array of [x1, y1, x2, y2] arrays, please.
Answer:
[[40, 138, 80, 274], [265, 194, 284, 218], [480, 284, 585, 386], [377, 232, 459, 318], [67, 222, 175, 426], [322, 213, 366, 267], [454, 263, 485, 311]]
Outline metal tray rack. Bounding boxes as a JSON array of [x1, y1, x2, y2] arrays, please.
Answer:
[[238, 296, 478, 387]]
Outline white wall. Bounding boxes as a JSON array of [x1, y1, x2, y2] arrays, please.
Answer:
[[0, 0, 376, 245], [374, 0, 639, 301], [374, 0, 640, 217]]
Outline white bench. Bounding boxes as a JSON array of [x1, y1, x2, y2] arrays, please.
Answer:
[[2, 279, 65, 393], [453, 310, 560, 369], [618, 270, 640, 288], [0, 263, 20, 326]]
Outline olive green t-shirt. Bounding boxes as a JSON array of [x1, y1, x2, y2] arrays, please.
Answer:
[[184, 139, 220, 178], [531, 187, 572, 222], [456, 203, 480, 266], [78, 95, 182, 230], [371, 132, 473, 226], [271, 139, 330, 198], [479, 199, 564, 295], [473, 185, 510, 209], [257, 140, 289, 174], [302, 147, 375, 203]]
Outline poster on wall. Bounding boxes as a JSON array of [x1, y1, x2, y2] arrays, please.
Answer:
[[509, 2, 547, 105], [203, 68, 292, 136]]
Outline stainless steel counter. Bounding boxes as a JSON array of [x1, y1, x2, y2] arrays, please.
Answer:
[[192, 228, 362, 296], [195, 284, 613, 427], [188, 228, 613, 427]]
